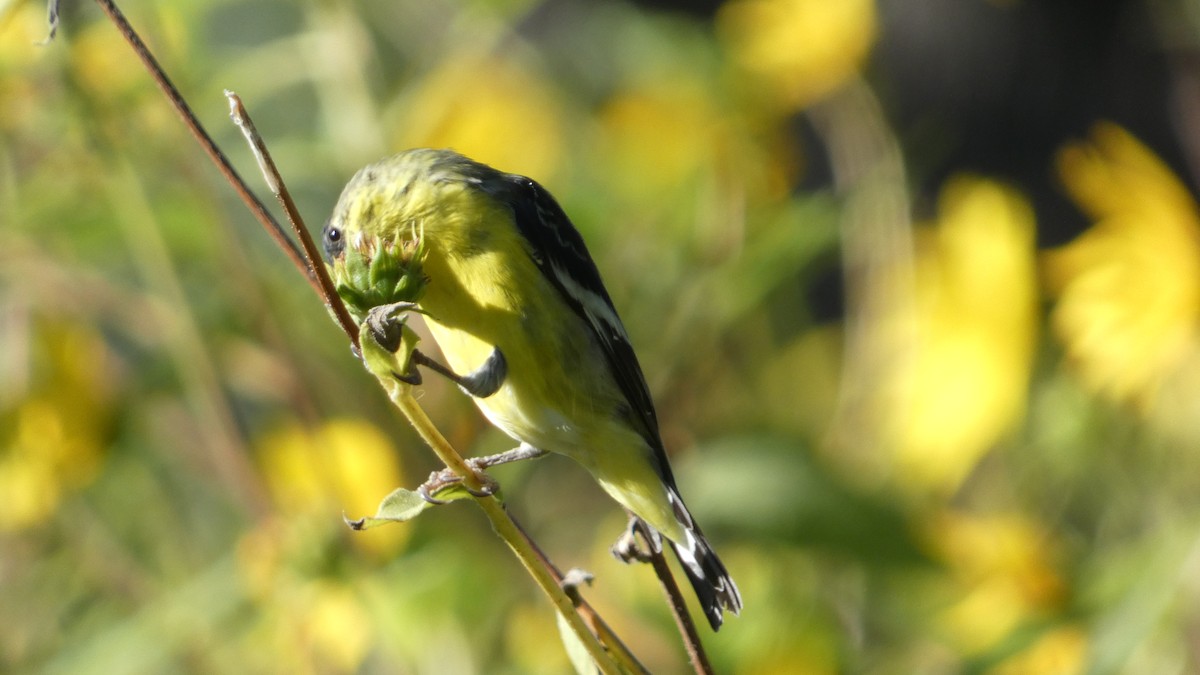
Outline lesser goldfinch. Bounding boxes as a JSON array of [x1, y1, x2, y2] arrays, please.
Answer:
[[325, 148, 741, 630]]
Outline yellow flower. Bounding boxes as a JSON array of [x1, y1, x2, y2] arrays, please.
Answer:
[[1045, 123, 1200, 409], [69, 21, 147, 98], [305, 580, 373, 673], [0, 321, 113, 530], [393, 52, 564, 181], [885, 178, 1038, 492], [257, 417, 408, 556], [929, 512, 1066, 654], [0, 420, 61, 531], [595, 81, 719, 204], [718, 0, 876, 110], [987, 625, 1087, 675]]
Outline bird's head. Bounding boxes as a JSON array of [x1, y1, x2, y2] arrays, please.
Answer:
[[324, 148, 502, 263]]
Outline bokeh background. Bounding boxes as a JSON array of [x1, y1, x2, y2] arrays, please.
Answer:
[[4, 0, 1200, 672]]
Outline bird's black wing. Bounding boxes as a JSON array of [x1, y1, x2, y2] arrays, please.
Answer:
[[488, 174, 673, 478]]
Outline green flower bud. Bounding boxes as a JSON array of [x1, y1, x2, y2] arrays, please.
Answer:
[[328, 235, 426, 323]]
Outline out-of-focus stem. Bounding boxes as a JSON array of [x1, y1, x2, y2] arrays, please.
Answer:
[[388, 388, 624, 675]]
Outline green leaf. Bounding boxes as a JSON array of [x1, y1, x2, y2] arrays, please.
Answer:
[[425, 481, 475, 503], [344, 482, 477, 530], [344, 487, 431, 530]]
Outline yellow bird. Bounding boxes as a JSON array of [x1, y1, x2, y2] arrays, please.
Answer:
[[325, 148, 741, 629]]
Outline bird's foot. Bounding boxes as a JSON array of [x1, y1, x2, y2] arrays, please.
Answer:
[[416, 445, 546, 505], [418, 463, 499, 504], [364, 302, 420, 353], [610, 515, 661, 564]]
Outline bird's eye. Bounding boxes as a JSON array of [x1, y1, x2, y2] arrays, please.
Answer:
[[322, 222, 345, 259]]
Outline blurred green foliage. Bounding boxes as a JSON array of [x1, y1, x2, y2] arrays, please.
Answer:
[[3, 0, 1200, 673]]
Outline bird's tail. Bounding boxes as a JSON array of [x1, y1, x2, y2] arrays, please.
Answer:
[[664, 487, 742, 631]]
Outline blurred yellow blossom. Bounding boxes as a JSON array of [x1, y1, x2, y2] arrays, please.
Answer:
[[64, 15, 180, 139], [0, 320, 114, 530], [257, 417, 408, 556], [0, 3, 50, 64], [393, 52, 564, 181], [592, 73, 801, 256], [503, 602, 571, 675], [304, 580, 373, 673], [70, 21, 147, 98], [0, 411, 61, 530], [718, 0, 876, 110], [988, 625, 1087, 675], [883, 178, 1038, 492], [233, 540, 373, 673], [1045, 123, 1200, 411], [0, 4, 51, 135], [929, 511, 1067, 654], [595, 81, 719, 204]]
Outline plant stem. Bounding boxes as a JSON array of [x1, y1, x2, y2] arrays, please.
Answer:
[[225, 92, 359, 347], [388, 388, 622, 675], [509, 517, 650, 675], [91, 0, 312, 289], [645, 544, 713, 674]]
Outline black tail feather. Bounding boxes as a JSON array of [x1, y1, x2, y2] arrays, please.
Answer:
[[665, 489, 742, 631]]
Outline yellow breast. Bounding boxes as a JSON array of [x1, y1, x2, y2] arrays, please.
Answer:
[[414, 189, 620, 455]]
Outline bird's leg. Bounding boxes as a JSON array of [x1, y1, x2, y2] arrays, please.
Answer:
[[362, 302, 506, 395], [417, 443, 547, 504], [611, 514, 662, 564], [412, 347, 507, 398], [470, 442, 548, 469]]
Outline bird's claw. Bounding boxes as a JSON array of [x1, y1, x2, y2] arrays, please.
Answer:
[[417, 461, 499, 505], [364, 301, 419, 353], [610, 516, 659, 564]]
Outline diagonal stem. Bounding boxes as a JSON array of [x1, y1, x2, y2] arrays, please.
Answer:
[[635, 520, 713, 675], [89, 0, 315, 296], [226, 92, 359, 346], [508, 517, 650, 675], [388, 389, 624, 675]]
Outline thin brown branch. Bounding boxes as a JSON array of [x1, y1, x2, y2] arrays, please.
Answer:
[[510, 516, 650, 675], [649, 553, 713, 673], [632, 518, 714, 675], [225, 92, 359, 347], [90, 0, 314, 291]]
